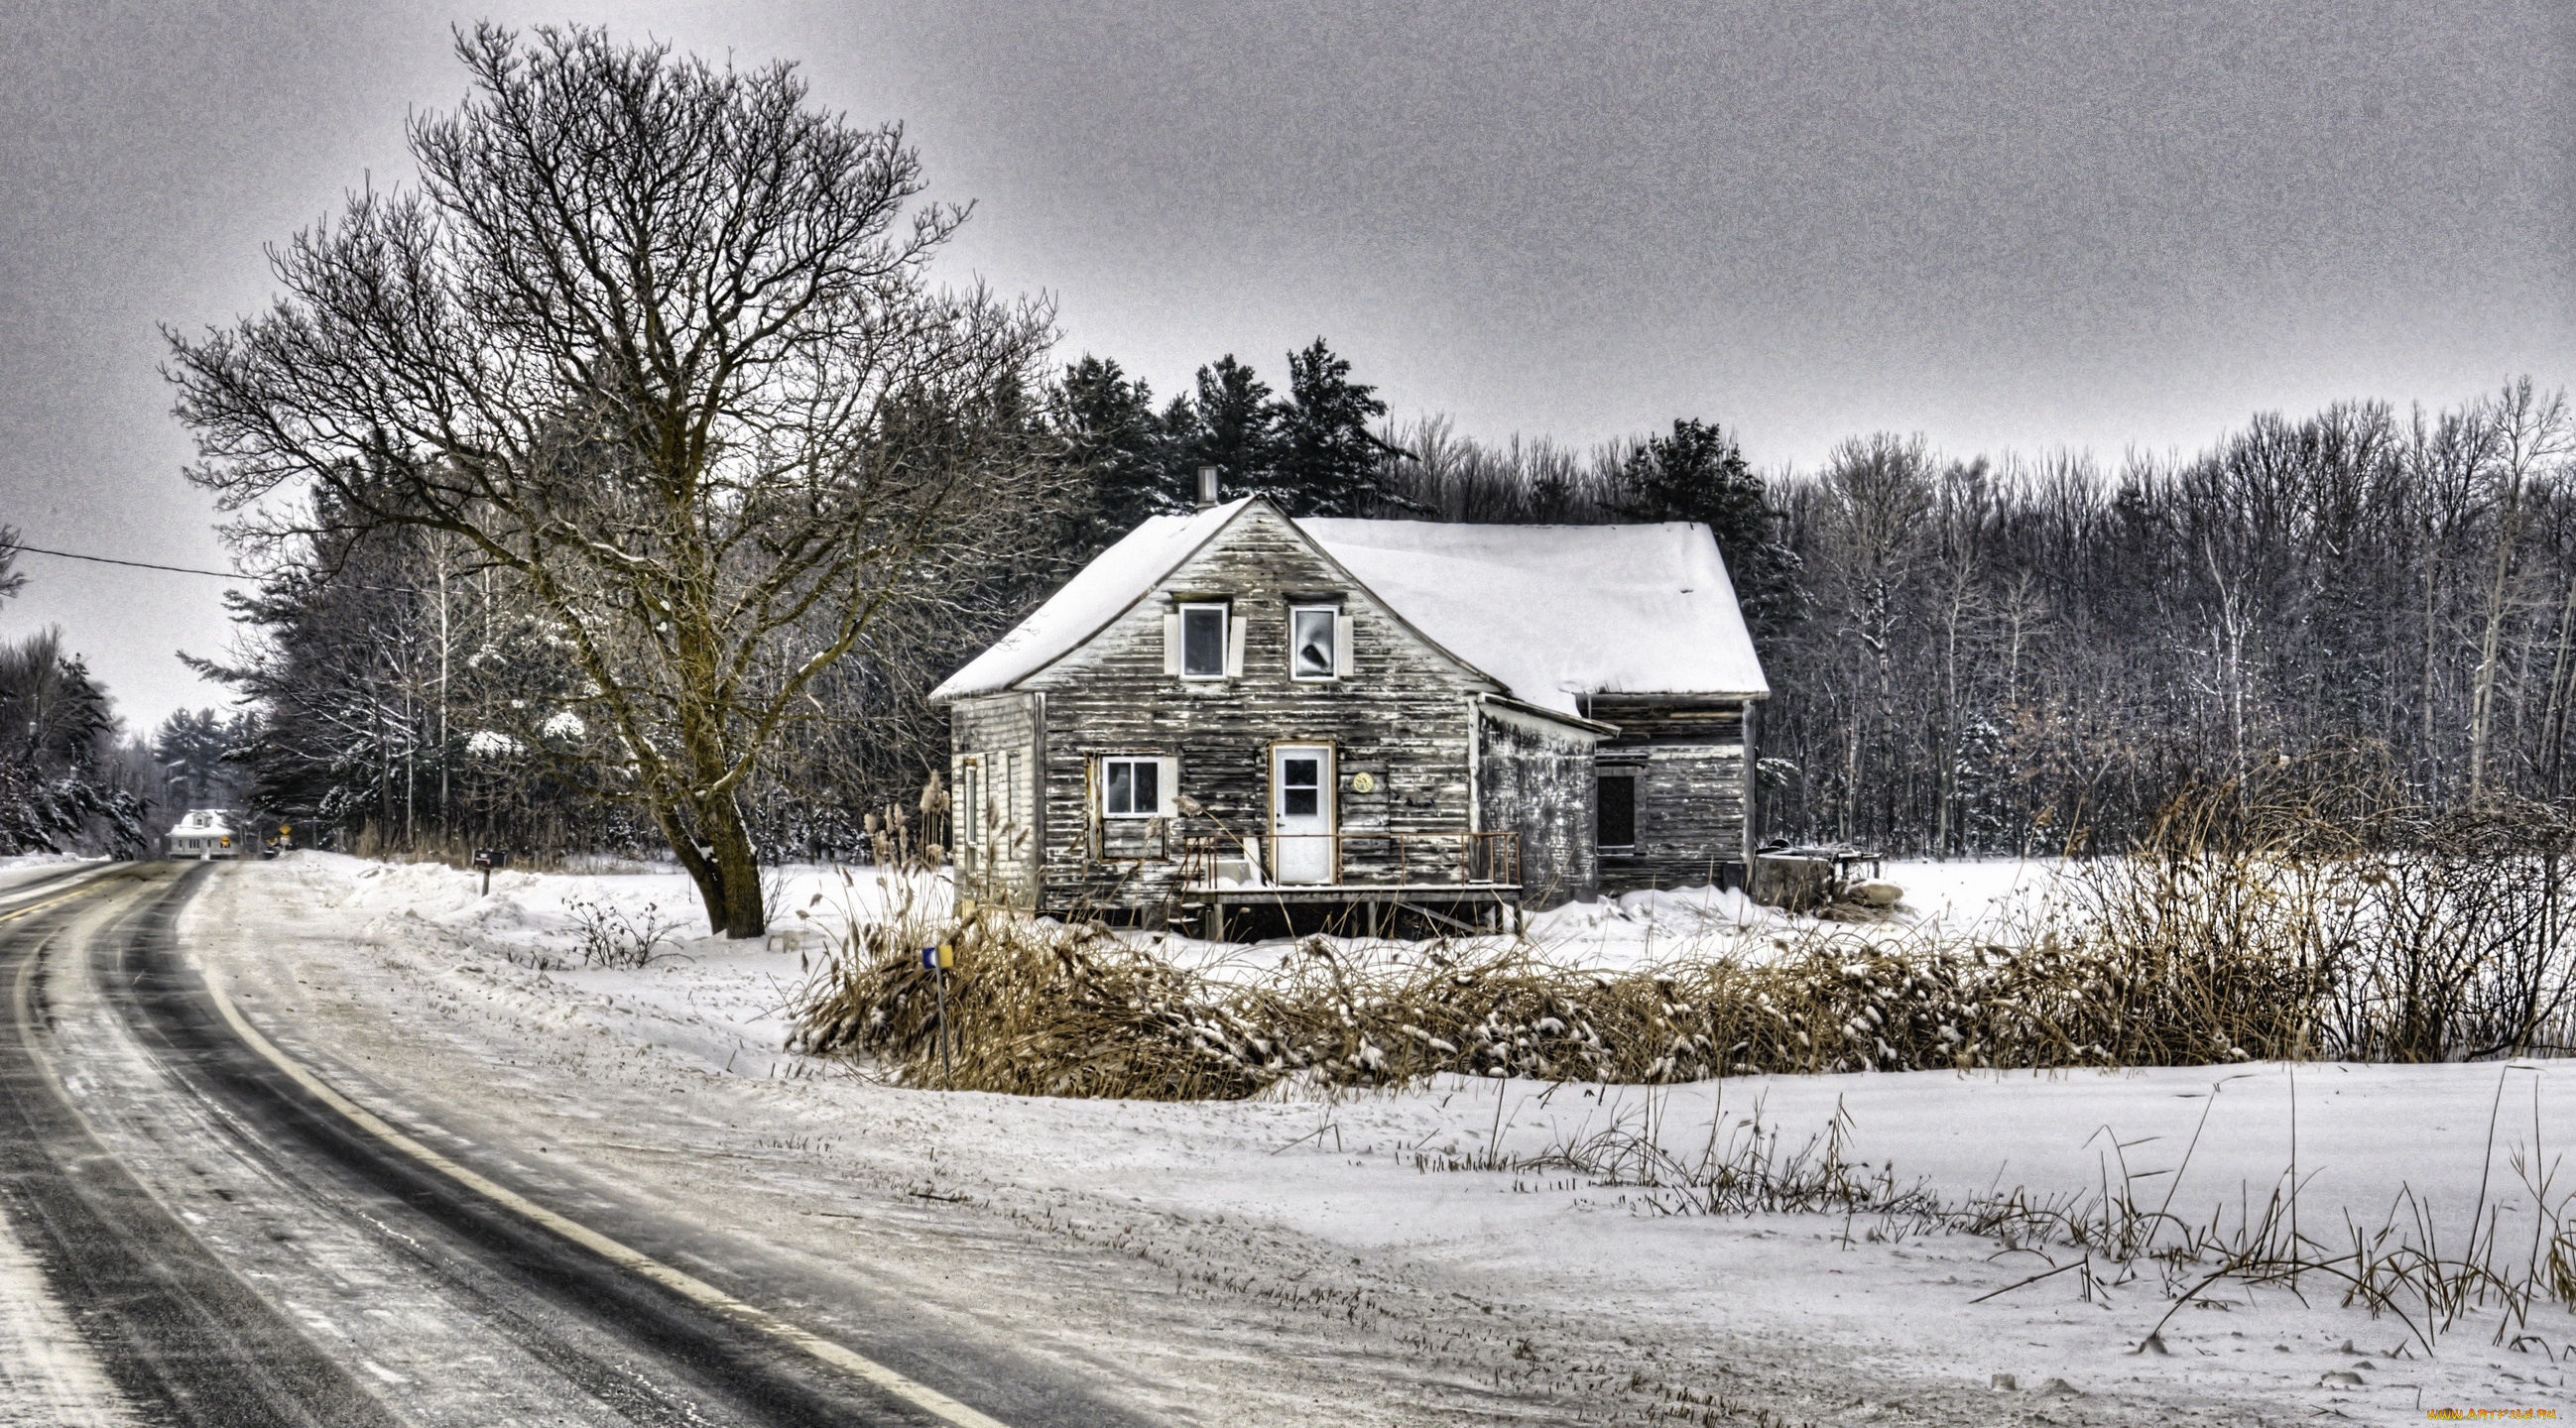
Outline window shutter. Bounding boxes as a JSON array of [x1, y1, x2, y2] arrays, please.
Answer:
[[1225, 612, 1246, 676], [1084, 758, 1101, 857], [1334, 612, 1354, 676], [1157, 756, 1180, 816], [1163, 612, 1182, 675]]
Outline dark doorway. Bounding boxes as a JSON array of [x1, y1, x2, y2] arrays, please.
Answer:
[[1597, 772, 1636, 853]]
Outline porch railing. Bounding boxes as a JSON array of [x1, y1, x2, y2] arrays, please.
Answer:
[[1176, 831, 1520, 891]]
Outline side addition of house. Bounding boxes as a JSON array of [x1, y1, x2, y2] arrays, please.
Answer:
[[929, 492, 1769, 936]]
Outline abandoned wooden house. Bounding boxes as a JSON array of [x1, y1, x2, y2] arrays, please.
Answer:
[[929, 487, 1770, 936]]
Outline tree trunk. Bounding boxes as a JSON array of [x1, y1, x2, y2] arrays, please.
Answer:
[[657, 791, 767, 938], [2543, 568, 2576, 795], [2422, 543, 2440, 796], [2469, 522, 2515, 798]]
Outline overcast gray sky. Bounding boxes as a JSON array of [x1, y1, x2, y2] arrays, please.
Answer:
[[2, 0, 2568, 734]]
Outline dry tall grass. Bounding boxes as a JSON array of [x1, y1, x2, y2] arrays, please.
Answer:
[[792, 759, 2576, 1098], [789, 902, 2326, 1097], [2083, 764, 2576, 1063], [1479, 1071, 2576, 1354]]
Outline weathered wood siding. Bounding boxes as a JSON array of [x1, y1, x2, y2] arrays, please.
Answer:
[[1588, 696, 1755, 893], [1474, 704, 1600, 906], [948, 692, 1043, 906], [1021, 505, 1498, 916]]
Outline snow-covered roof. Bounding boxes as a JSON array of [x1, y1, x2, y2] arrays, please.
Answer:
[[1300, 519, 1770, 711], [166, 808, 234, 838], [928, 500, 1770, 713], [931, 500, 1252, 701]]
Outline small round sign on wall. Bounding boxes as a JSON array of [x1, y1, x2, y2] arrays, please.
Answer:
[[1350, 772, 1377, 793]]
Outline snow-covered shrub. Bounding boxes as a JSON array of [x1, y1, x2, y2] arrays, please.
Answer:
[[562, 893, 683, 968], [464, 729, 525, 760]]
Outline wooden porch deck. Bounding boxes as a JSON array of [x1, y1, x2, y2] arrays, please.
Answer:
[[1170, 831, 1525, 939], [1181, 882, 1523, 940]]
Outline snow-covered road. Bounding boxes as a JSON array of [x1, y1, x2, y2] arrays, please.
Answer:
[[0, 865, 1142, 1426]]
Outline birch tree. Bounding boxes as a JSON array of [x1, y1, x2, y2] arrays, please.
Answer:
[[2469, 378, 2572, 796], [167, 24, 1052, 935]]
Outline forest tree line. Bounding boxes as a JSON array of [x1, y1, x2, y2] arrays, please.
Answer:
[[180, 328, 2574, 864], [1387, 376, 2576, 854], [0, 536, 163, 858]]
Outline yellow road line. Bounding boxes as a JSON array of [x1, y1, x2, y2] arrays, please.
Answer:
[[199, 972, 1011, 1428], [0, 870, 130, 924]]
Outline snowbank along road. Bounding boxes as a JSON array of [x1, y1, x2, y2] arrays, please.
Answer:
[[0, 863, 1141, 1427]]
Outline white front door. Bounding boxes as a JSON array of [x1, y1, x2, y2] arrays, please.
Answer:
[[1269, 743, 1335, 885]]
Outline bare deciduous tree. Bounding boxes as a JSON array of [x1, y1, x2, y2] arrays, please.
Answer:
[[2469, 378, 2572, 796], [167, 24, 1053, 935]]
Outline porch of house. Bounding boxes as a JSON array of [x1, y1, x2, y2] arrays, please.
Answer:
[[1171, 831, 1524, 941]]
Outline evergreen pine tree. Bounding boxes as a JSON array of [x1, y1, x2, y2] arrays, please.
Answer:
[[1276, 337, 1393, 517], [1182, 356, 1282, 505], [152, 708, 249, 808], [1052, 356, 1174, 549], [1618, 417, 1794, 623], [0, 634, 146, 855]]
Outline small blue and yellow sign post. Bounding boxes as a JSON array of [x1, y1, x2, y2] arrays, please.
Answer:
[[919, 942, 955, 1088]]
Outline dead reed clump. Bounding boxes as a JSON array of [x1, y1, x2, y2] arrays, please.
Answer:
[[2070, 762, 2576, 1064], [791, 914, 1278, 1099]]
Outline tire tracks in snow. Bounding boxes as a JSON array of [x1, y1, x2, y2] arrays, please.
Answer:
[[0, 864, 1131, 1426]]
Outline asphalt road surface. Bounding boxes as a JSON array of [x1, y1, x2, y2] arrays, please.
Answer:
[[0, 863, 1144, 1427]]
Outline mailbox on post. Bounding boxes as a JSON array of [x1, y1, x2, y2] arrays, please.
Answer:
[[920, 942, 956, 1088], [472, 848, 507, 894]]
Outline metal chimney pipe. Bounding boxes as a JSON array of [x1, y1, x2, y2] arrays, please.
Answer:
[[1195, 464, 1219, 511]]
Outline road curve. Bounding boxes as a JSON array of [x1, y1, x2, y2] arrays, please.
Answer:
[[0, 864, 1142, 1427]]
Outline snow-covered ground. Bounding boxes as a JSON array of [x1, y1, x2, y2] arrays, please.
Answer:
[[184, 854, 2575, 1423], [0, 1218, 128, 1427], [0, 855, 101, 889], [1508, 857, 2082, 970], [1114, 855, 2080, 981]]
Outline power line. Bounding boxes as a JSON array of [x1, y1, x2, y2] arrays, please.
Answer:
[[10, 543, 248, 581], [8, 541, 424, 595]]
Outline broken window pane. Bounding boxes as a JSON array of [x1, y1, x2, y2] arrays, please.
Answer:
[[1291, 607, 1336, 678]]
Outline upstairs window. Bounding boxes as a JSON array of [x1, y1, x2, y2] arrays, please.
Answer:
[[1179, 604, 1227, 679], [1290, 607, 1340, 680]]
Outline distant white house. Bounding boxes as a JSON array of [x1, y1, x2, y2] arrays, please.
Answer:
[[166, 808, 241, 860]]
